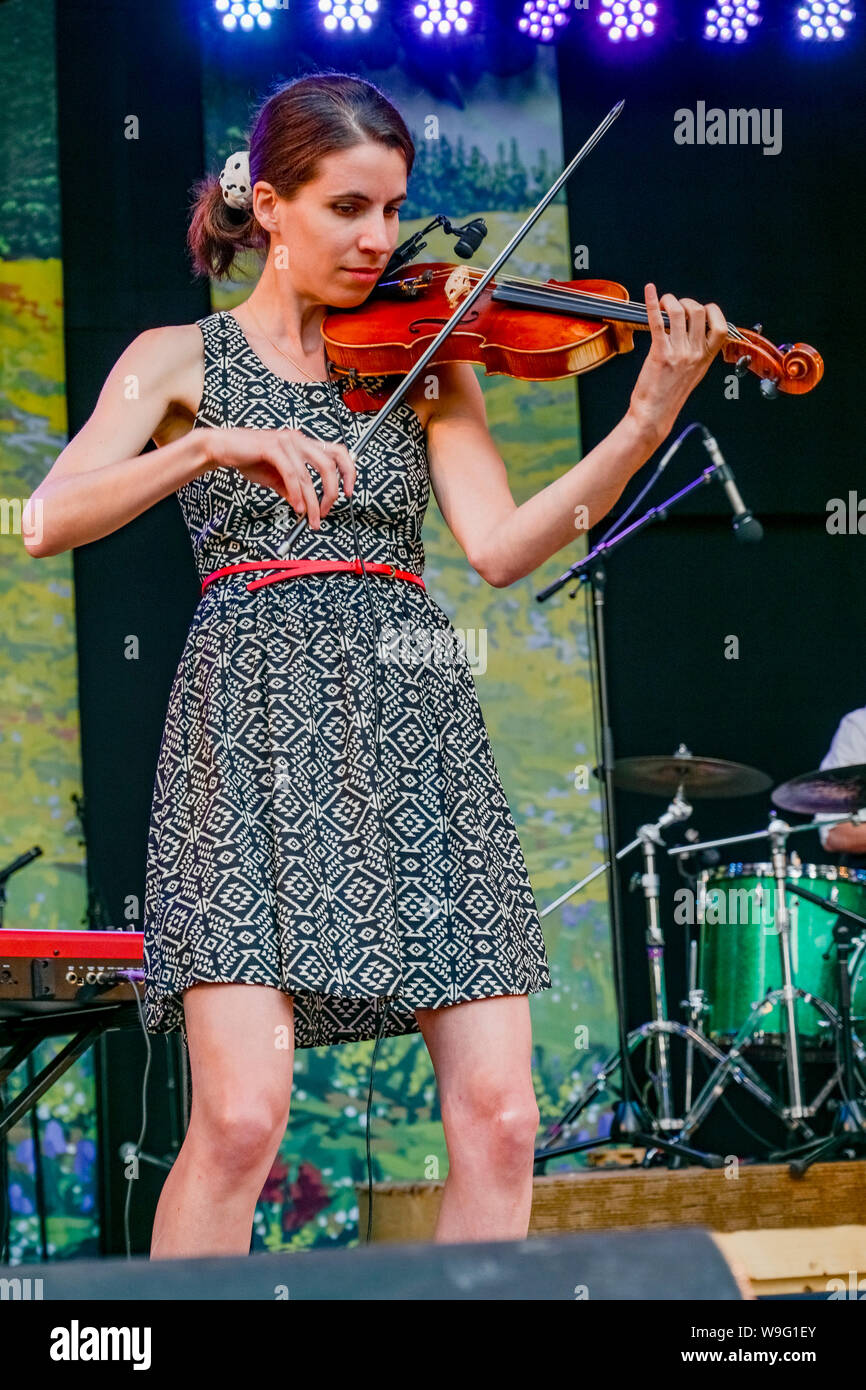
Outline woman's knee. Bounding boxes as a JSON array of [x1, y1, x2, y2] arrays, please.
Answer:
[[189, 1094, 290, 1173], [444, 1079, 540, 1157], [181, 982, 295, 1171]]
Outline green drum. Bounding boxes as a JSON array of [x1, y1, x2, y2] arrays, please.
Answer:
[[697, 863, 866, 1046], [849, 937, 866, 1037]]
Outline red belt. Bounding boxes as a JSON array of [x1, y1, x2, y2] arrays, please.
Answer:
[[200, 557, 426, 596]]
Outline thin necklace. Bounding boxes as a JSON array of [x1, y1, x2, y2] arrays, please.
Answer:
[[244, 302, 327, 383]]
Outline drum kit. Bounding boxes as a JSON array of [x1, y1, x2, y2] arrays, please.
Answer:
[[536, 746, 866, 1171]]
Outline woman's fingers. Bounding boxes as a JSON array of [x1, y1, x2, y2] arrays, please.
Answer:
[[678, 297, 708, 359], [645, 282, 665, 343], [323, 442, 357, 499], [704, 302, 729, 354], [651, 288, 727, 362], [659, 292, 688, 353], [272, 432, 358, 529]]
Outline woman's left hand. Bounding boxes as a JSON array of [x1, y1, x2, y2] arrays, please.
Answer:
[[627, 282, 729, 443]]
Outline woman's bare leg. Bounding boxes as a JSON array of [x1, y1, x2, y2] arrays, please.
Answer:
[[414, 993, 539, 1243], [150, 981, 294, 1259]]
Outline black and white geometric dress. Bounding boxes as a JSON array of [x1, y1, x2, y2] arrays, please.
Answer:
[[143, 309, 552, 1050]]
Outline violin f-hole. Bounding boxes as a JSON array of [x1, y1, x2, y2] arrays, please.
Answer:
[[409, 312, 481, 336]]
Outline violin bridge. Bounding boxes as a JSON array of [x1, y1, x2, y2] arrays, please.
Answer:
[[443, 265, 474, 310]]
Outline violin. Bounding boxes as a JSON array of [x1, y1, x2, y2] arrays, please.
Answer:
[[322, 261, 824, 414]]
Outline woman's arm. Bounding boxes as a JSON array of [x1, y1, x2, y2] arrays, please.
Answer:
[[23, 322, 357, 556], [425, 284, 728, 588], [22, 325, 210, 558]]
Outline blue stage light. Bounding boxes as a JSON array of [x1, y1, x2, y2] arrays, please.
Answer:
[[795, 1, 856, 39], [316, 0, 380, 32], [704, 1, 762, 41], [517, 0, 573, 43], [411, 0, 474, 37], [598, 0, 660, 43], [213, 0, 278, 32]]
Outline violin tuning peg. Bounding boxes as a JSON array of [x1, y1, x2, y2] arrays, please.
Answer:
[[734, 354, 752, 378], [778, 343, 793, 353], [752, 323, 763, 335], [760, 377, 779, 400]]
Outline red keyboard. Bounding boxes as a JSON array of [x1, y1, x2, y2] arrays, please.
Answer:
[[0, 929, 144, 1002]]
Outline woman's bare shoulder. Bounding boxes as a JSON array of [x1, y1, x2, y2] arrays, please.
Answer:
[[143, 322, 207, 447]]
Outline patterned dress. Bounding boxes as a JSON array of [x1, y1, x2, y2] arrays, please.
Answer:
[[142, 309, 552, 1050]]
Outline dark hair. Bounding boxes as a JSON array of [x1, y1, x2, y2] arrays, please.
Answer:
[[187, 71, 415, 281]]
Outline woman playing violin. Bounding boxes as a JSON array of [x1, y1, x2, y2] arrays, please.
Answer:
[[23, 71, 727, 1259]]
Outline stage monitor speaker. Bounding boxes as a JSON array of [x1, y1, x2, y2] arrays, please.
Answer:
[[9, 1227, 747, 1300]]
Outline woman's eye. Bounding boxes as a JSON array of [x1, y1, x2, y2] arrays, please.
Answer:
[[334, 205, 400, 216]]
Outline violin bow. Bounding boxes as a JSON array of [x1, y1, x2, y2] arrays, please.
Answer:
[[278, 98, 626, 554]]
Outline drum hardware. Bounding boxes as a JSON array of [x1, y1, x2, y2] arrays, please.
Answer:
[[535, 788, 729, 1168], [681, 938, 706, 1113], [771, 815, 807, 1117], [542, 747, 776, 917], [772, 762, 866, 816], [534, 424, 783, 1169], [631, 793, 694, 1130], [666, 809, 866, 864], [666, 793, 866, 1148], [535, 750, 789, 1170], [673, 979, 841, 1142], [693, 859, 866, 1048], [610, 748, 773, 800], [763, 881, 866, 1173]]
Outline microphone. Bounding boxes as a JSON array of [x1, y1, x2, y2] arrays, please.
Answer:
[[452, 217, 487, 258], [0, 845, 43, 885], [701, 427, 763, 542]]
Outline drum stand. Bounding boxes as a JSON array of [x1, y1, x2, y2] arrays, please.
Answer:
[[764, 883, 866, 1172], [534, 799, 815, 1169]]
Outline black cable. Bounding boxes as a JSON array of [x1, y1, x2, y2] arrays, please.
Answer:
[[321, 363, 404, 1245]]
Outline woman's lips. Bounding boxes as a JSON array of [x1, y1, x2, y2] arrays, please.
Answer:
[[341, 267, 381, 281]]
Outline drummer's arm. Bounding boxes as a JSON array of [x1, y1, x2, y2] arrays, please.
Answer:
[[818, 713, 866, 852], [824, 821, 866, 852]]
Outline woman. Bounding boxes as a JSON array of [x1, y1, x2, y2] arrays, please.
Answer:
[[23, 72, 727, 1259]]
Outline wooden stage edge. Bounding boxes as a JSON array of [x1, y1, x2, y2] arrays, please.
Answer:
[[357, 1160, 866, 1296]]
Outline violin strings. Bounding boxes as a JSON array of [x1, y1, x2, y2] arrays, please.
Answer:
[[499, 276, 746, 342], [417, 265, 747, 343]]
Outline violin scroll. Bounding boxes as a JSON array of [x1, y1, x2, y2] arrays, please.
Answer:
[[720, 327, 824, 397]]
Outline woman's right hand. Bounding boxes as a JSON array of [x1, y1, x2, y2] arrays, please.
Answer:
[[205, 427, 357, 529]]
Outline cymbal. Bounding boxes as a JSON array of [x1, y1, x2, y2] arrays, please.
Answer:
[[605, 751, 773, 799], [772, 763, 866, 815]]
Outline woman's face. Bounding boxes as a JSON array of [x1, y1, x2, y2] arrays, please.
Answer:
[[261, 141, 408, 305]]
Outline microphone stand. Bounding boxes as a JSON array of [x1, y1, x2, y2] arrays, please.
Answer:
[[534, 447, 743, 1169]]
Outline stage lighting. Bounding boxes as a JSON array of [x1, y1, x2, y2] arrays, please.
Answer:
[[795, 1, 855, 39], [598, 0, 659, 42], [213, 0, 277, 31], [411, 1, 474, 37], [317, 0, 380, 32], [517, 0, 572, 43], [704, 1, 762, 41]]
